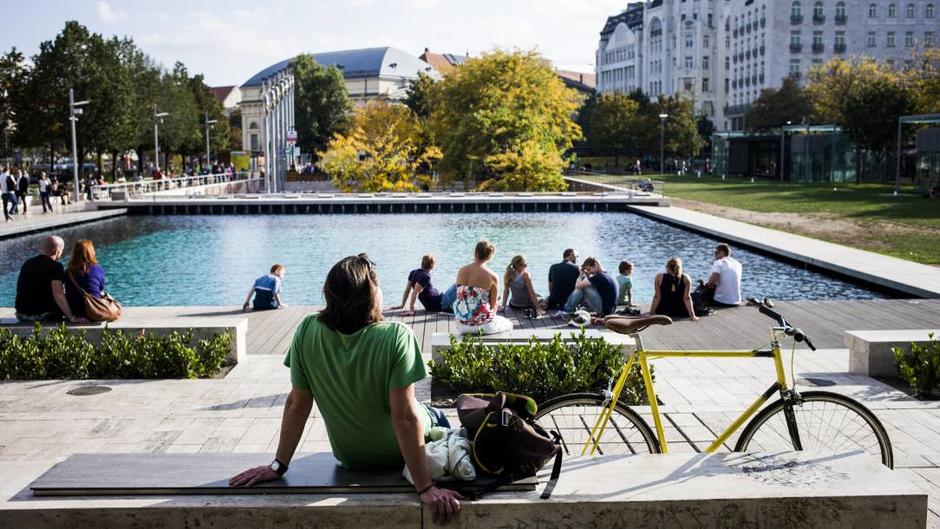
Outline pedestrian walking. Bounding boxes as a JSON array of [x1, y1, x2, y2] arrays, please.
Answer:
[[38, 172, 53, 213], [17, 170, 30, 214], [1, 167, 14, 222]]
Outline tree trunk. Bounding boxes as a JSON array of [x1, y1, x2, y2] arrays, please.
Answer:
[[96, 151, 103, 178], [111, 150, 119, 181], [855, 147, 862, 184], [136, 145, 145, 175]]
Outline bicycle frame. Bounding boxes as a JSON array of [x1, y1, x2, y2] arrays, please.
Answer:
[[583, 327, 790, 456]]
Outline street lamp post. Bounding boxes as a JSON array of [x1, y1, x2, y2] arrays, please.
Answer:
[[204, 110, 217, 171], [658, 113, 668, 174], [779, 120, 791, 182], [69, 88, 90, 203], [153, 105, 169, 173]]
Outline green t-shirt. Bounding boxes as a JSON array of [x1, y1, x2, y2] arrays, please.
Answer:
[[617, 274, 633, 305], [284, 315, 432, 469]]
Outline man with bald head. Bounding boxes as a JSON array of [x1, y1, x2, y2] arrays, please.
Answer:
[[15, 235, 80, 323]]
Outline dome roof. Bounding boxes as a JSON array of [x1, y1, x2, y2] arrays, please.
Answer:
[[241, 47, 437, 87]]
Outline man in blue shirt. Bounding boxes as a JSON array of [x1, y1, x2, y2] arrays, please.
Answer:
[[242, 264, 287, 311], [563, 257, 618, 316]]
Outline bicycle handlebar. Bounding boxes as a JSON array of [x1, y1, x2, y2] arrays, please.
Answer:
[[757, 304, 817, 351]]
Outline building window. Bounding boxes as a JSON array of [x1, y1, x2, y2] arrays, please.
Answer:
[[686, 35, 694, 48], [813, 31, 823, 46], [869, 3, 877, 17], [249, 134, 259, 152], [835, 2, 846, 21], [703, 78, 710, 91], [907, 3, 915, 17], [927, 4, 935, 17], [789, 59, 801, 76], [888, 3, 896, 17], [887, 31, 896, 47], [704, 34, 710, 47], [813, 1, 824, 19], [926, 31, 935, 46], [790, 30, 802, 46], [868, 31, 877, 46], [905, 31, 915, 47], [791, 1, 802, 18], [703, 55, 710, 69], [685, 56, 694, 69], [725, 56, 730, 69], [835, 31, 846, 50]]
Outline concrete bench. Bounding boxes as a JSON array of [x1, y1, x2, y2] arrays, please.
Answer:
[[1, 451, 925, 529], [0, 317, 246, 367], [844, 329, 939, 378]]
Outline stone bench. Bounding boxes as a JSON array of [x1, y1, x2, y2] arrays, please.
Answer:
[[0, 451, 926, 529], [0, 317, 246, 367], [845, 329, 939, 378]]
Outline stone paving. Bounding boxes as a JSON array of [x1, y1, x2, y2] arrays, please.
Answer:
[[1, 341, 938, 525], [0, 202, 125, 240]]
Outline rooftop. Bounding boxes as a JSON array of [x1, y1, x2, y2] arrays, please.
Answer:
[[241, 47, 437, 88]]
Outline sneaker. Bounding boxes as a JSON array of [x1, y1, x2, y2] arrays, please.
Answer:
[[553, 310, 569, 319]]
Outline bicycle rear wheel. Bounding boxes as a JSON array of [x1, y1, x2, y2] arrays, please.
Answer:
[[734, 390, 893, 468], [535, 393, 660, 456]]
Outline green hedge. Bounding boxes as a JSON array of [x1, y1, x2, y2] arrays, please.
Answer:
[[428, 330, 650, 405], [893, 333, 940, 398], [0, 323, 232, 380]]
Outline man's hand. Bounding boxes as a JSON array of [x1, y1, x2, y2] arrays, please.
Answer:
[[229, 465, 281, 488], [420, 486, 463, 525]]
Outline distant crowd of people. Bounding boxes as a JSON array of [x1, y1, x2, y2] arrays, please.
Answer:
[[2, 167, 72, 221]]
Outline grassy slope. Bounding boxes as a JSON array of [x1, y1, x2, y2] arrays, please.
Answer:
[[587, 173, 940, 265]]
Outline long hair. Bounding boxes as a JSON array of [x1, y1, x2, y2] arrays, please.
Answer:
[[504, 255, 527, 287], [665, 257, 683, 278], [318, 255, 384, 334], [67, 240, 98, 276]]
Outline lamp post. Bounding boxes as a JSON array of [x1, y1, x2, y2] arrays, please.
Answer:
[[658, 113, 668, 174], [69, 88, 90, 203], [779, 120, 791, 182], [153, 105, 169, 173], [204, 110, 217, 171]]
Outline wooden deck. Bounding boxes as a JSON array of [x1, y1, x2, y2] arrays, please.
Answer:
[[226, 298, 940, 356]]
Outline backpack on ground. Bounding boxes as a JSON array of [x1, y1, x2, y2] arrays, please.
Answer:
[[455, 392, 562, 499]]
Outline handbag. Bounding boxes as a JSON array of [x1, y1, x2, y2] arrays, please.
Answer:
[[67, 272, 122, 322]]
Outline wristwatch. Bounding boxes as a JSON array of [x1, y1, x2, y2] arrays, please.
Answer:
[[270, 459, 288, 476]]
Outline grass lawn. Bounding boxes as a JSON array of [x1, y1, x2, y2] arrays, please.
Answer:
[[584, 173, 940, 265]]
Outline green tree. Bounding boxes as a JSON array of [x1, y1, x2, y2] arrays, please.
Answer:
[[588, 92, 639, 166], [634, 94, 703, 164], [429, 50, 581, 190], [403, 72, 436, 119], [154, 62, 200, 171], [317, 100, 441, 192], [189, 73, 231, 165], [807, 57, 915, 181], [292, 54, 352, 159], [905, 48, 940, 114], [117, 38, 163, 174], [696, 114, 716, 157], [744, 76, 813, 131], [0, 48, 27, 161], [83, 35, 134, 178]]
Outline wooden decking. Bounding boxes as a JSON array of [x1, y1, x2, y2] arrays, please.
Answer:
[[230, 298, 940, 356]]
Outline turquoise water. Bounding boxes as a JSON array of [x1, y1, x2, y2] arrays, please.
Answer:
[[0, 213, 884, 306]]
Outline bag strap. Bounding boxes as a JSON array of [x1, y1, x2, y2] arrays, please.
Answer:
[[539, 436, 563, 500]]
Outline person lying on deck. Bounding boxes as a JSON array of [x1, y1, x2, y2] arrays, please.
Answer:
[[229, 254, 462, 525]]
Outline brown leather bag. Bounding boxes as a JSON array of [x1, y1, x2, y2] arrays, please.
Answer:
[[67, 272, 122, 322]]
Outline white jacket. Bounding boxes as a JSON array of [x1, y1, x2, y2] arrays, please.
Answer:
[[403, 427, 476, 484]]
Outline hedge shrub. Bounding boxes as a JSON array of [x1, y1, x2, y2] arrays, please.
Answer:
[[893, 333, 940, 398], [429, 329, 651, 405], [0, 323, 232, 380]]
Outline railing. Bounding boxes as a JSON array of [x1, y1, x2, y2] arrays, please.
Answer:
[[812, 42, 825, 52], [723, 103, 753, 115], [566, 169, 668, 198], [791, 13, 803, 23], [790, 42, 803, 52], [813, 14, 826, 24], [90, 171, 253, 200], [834, 42, 846, 53], [835, 13, 847, 24]]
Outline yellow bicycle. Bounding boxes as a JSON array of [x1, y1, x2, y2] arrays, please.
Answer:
[[534, 305, 894, 467]]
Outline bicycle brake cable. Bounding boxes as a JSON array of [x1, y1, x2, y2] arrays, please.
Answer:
[[790, 341, 797, 392]]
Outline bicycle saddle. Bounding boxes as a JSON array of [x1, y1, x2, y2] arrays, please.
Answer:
[[604, 315, 673, 335]]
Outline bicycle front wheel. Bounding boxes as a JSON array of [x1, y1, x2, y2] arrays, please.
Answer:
[[734, 390, 893, 468], [535, 393, 660, 456]]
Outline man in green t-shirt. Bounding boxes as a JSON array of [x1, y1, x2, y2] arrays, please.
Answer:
[[230, 255, 462, 525]]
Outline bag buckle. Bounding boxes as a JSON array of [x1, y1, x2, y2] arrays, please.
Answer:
[[500, 408, 512, 427]]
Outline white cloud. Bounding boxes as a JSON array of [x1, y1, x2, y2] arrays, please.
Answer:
[[96, 1, 126, 23]]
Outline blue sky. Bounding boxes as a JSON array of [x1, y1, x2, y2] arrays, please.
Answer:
[[0, 0, 623, 86]]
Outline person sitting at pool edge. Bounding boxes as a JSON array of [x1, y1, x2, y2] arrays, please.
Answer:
[[563, 257, 618, 317], [650, 257, 699, 322], [64, 239, 111, 322], [704, 243, 743, 308], [616, 260, 634, 308], [14, 235, 84, 323], [229, 255, 462, 525], [501, 254, 544, 317], [452, 240, 512, 335], [547, 248, 579, 312], [391, 255, 456, 316], [242, 264, 287, 311]]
